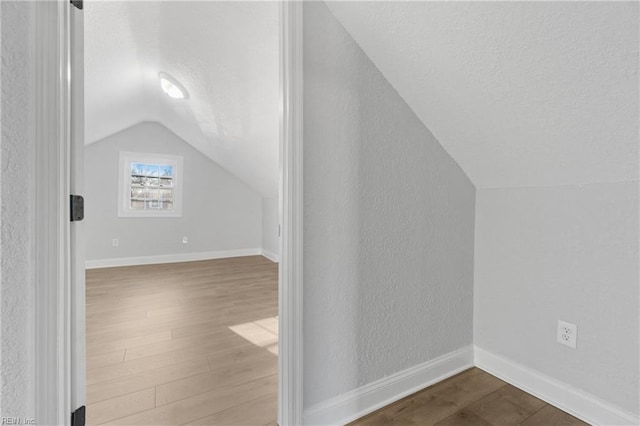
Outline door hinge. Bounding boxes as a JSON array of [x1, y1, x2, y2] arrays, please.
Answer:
[[70, 195, 84, 222], [71, 406, 85, 426], [71, 0, 83, 10]]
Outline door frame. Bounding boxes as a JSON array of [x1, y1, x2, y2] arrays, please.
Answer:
[[34, 1, 72, 425], [33, 1, 304, 424], [278, 1, 304, 425]]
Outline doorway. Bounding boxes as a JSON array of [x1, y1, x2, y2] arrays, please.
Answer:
[[81, 1, 281, 424], [31, 0, 302, 425]]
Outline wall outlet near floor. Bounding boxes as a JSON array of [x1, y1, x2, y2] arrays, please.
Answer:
[[112, 238, 119, 247], [557, 320, 577, 349], [182, 236, 189, 244]]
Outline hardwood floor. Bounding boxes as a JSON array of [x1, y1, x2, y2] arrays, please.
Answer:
[[350, 368, 589, 426], [86, 255, 278, 426], [88, 257, 587, 426]]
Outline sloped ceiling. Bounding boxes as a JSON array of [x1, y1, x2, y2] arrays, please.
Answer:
[[85, 1, 279, 197], [326, 1, 639, 188]]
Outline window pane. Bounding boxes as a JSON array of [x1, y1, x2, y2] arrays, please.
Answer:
[[145, 188, 160, 201], [141, 176, 159, 187], [142, 164, 159, 177], [124, 156, 180, 215], [131, 163, 145, 175], [130, 200, 145, 210], [131, 188, 145, 199], [160, 189, 173, 200], [160, 165, 174, 177]]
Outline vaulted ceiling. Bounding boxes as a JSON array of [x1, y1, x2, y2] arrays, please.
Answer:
[[327, 1, 639, 188], [86, 1, 638, 195], [85, 1, 279, 197]]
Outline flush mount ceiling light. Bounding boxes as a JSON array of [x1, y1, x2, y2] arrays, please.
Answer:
[[159, 72, 188, 99]]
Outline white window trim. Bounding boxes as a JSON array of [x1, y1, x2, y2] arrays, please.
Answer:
[[118, 151, 184, 217]]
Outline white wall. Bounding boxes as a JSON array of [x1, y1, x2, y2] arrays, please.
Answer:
[[0, 1, 35, 419], [2, 0, 635, 422], [475, 182, 639, 415], [303, 1, 475, 410], [261, 197, 279, 261], [85, 122, 262, 263], [325, 2, 639, 190]]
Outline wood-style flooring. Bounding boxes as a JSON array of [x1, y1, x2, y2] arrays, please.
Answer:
[[350, 368, 589, 426], [85, 255, 278, 426], [88, 256, 587, 426]]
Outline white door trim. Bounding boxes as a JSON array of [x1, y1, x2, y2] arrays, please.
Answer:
[[69, 2, 87, 417], [279, 1, 304, 425], [34, 0, 72, 424], [34, 1, 304, 425]]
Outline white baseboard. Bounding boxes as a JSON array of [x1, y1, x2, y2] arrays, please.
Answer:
[[85, 248, 262, 269], [261, 249, 280, 263], [303, 345, 474, 426], [474, 346, 639, 426]]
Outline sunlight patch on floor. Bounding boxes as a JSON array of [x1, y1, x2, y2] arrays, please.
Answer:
[[229, 316, 279, 355]]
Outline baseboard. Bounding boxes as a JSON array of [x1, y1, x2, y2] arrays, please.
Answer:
[[474, 346, 639, 426], [261, 249, 280, 263], [303, 345, 474, 426], [85, 248, 262, 269]]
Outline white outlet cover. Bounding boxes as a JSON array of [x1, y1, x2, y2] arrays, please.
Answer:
[[557, 320, 577, 349], [182, 236, 189, 244], [112, 238, 119, 247]]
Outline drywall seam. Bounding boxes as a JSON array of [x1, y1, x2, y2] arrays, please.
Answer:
[[475, 347, 639, 426], [303, 346, 474, 426], [85, 248, 262, 269]]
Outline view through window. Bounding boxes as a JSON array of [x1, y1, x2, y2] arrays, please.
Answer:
[[118, 152, 183, 217], [130, 162, 175, 210]]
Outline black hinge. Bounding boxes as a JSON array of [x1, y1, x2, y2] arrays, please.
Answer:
[[71, 0, 83, 10], [71, 406, 85, 426], [70, 195, 84, 222]]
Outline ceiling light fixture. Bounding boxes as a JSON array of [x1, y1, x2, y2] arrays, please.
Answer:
[[159, 72, 188, 99]]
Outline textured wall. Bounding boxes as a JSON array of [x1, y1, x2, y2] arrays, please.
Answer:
[[85, 122, 262, 261], [475, 182, 639, 414], [326, 2, 639, 189], [261, 197, 279, 259], [0, 1, 35, 418], [303, 2, 476, 408]]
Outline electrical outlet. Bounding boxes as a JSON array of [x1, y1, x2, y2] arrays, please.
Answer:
[[557, 320, 577, 349], [112, 238, 119, 247], [182, 236, 189, 244]]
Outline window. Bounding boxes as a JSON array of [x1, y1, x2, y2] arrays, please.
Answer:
[[118, 152, 183, 217]]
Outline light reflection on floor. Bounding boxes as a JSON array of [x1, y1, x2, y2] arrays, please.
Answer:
[[229, 316, 279, 355]]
